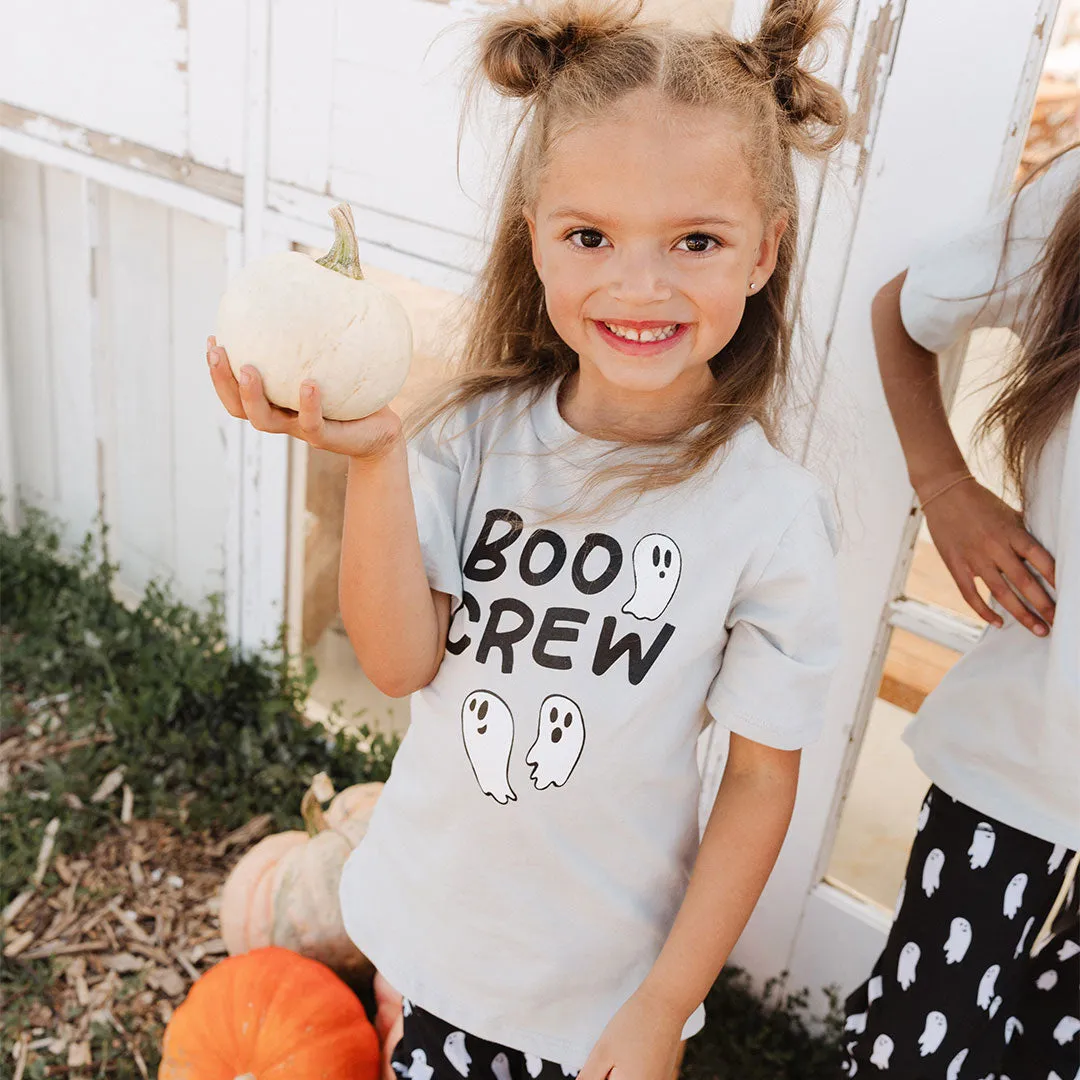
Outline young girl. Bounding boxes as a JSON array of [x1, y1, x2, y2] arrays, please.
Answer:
[[208, 1, 847, 1075], [843, 147, 1080, 1077]]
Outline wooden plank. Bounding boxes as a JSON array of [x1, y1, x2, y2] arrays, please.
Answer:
[[103, 188, 176, 594], [41, 167, 99, 548], [232, 0, 290, 653], [242, 0, 271, 267], [85, 181, 114, 549], [878, 628, 963, 713], [168, 210, 230, 607], [328, 0, 495, 245], [0, 119, 242, 229], [888, 598, 983, 653], [222, 230, 246, 644], [239, 417, 290, 652], [285, 437, 309, 661], [0, 0, 188, 158], [0, 155, 56, 509], [267, 0, 335, 192], [992, 0, 1062, 199], [187, 0, 247, 173], [792, 0, 900, 459]]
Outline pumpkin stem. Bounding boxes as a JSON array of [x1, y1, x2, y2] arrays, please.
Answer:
[[315, 204, 364, 280], [300, 785, 329, 838]]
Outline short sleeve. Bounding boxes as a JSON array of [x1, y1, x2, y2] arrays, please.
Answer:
[[900, 147, 1080, 353], [408, 416, 467, 605], [706, 491, 841, 751]]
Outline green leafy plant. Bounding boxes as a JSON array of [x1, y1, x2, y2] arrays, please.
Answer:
[[0, 504, 398, 907], [681, 967, 845, 1079]]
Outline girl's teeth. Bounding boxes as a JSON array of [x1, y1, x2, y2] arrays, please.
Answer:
[[604, 323, 678, 343]]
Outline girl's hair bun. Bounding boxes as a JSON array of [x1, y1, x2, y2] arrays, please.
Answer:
[[479, 1, 639, 99], [747, 0, 848, 151]]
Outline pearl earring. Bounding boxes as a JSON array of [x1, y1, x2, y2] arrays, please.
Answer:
[[749, 282, 758, 291]]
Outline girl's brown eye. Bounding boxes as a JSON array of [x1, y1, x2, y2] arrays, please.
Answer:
[[570, 229, 607, 249], [681, 233, 717, 253]]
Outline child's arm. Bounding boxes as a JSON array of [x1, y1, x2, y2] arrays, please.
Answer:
[[873, 271, 1055, 636], [339, 444, 452, 697], [207, 341, 449, 696], [578, 735, 798, 1080]]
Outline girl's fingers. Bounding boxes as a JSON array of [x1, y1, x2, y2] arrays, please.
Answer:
[[206, 340, 248, 420], [236, 365, 297, 435], [981, 566, 1048, 637], [956, 572, 1002, 628], [1000, 550, 1055, 627], [1013, 530, 1057, 590], [296, 380, 326, 440]]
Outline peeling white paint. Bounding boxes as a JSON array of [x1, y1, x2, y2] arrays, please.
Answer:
[[18, 115, 93, 156]]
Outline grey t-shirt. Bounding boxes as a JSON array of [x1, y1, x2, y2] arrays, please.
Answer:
[[340, 382, 840, 1068]]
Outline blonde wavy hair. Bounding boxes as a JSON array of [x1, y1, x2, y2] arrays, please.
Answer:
[[410, 0, 848, 505], [978, 145, 1080, 503]]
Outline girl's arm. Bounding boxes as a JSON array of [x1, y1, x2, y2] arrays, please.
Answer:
[[873, 271, 1056, 636], [339, 444, 452, 697], [207, 340, 449, 696], [578, 734, 799, 1080]]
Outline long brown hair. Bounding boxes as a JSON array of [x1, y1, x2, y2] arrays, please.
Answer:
[[411, 0, 847, 506], [978, 147, 1080, 503]]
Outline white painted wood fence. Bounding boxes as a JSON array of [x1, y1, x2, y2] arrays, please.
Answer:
[[1, 0, 497, 649]]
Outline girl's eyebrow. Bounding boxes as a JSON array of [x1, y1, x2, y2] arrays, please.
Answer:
[[548, 207, 741, 230]]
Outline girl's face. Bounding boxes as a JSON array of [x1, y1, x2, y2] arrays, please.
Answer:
[[526, 91, 786, 411]]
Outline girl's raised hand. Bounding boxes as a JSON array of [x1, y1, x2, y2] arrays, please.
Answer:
[[921, 477, 1056, 637], [206, 337, 402, 460]]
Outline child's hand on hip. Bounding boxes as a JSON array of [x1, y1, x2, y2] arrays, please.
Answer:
[[577, 987, 684, 1080], [921, 477, 1056, 636], [207, 337, 403, 462]]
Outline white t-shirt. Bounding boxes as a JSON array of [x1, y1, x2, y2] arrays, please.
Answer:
[[339, 382, 840, 1067], [900, 147, 1080, 849]]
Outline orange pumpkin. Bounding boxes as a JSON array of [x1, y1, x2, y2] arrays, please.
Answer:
[[159, 946, 380, 1080], [220, 777, 383, 984]]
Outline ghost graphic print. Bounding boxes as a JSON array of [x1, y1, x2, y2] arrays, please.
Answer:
[[897, 941, 920, 990], [622, 534, 681, 620], [946, 1049, 968, 1080], [461, 691, 516, 804], [977, 964, 1000, 1010], [967, 822, 995, 869], [922, 848, 945, 896], [944, 917, 972, 964], [1003, 872, 1027, 918], [443, 1031, 471, 1077], [869, 1034, 894, 1069], [1054, 1015, 1080, 1044], [526, 695, 585, 790], [918, 1011, 948, 1056]]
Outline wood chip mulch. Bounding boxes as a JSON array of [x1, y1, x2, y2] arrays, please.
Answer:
[[2, 810, 272, 1077]]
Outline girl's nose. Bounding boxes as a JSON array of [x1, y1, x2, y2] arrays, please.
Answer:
[[607, 251, 673, 305]]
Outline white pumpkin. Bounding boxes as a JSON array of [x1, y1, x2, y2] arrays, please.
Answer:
[[215, 204, 413, 421]]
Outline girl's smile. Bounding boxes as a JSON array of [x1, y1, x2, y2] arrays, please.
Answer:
[[594, 319, 690, 354]]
